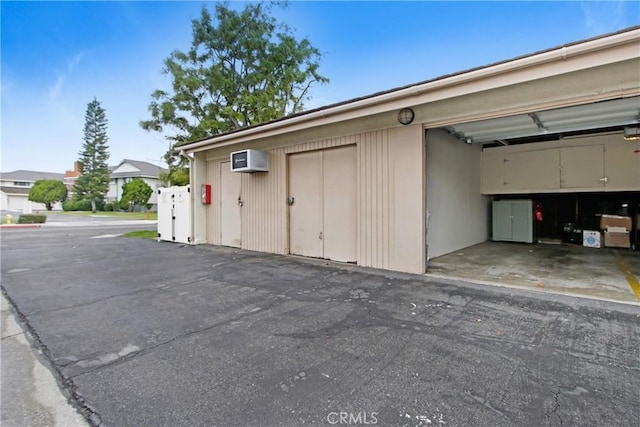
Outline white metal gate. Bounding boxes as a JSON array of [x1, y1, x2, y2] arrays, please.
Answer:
[[157, 186, 191, 244]]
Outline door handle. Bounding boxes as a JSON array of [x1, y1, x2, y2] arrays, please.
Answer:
[[287, 196, 295, 206], [237, 196, 244, 207], [598, 177, 608, 183], [319, 231, 323, 240]]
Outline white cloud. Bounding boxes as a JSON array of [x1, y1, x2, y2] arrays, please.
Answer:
[[47, 51, 85, 102], [48, 75, 64, 101], [580, 1, 627, 36]]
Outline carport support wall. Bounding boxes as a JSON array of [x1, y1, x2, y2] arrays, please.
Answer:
[[197, 123, 426, 274], [192, 154, 208, 244], [426, 129, 490, 260]]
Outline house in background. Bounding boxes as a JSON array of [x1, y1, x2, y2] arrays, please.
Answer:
[[0, 170, 65, 212], [106, 159, 167, 209], [0, 160, 167, 213], [64, 162, 82, 194]]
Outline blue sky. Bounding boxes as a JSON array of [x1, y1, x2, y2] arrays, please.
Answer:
[[2, 1, 639, 173]]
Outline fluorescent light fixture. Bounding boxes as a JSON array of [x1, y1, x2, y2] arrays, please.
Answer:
[[623, 126, 640, 141]]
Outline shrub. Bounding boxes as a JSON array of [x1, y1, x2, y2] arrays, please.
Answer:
[[120, 199, 132, 211], [62, 200, 87, 211], [104, 203, 114, 212], [17, 214, 47, 224], [62, 200, 105, 211]]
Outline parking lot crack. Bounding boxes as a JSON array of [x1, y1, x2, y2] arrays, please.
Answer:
[[544, 387, 563, 426], [67, 301, 276, 380], [25, 277, 213, 317]]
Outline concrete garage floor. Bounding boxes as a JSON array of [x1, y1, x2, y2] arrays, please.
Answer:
[[427, 241, 640, 304]]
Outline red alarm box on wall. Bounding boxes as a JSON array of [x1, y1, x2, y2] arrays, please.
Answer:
[[201, 184, 211, 204]]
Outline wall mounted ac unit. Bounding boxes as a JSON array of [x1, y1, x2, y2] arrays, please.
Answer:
[[230, 149, 269, 172]]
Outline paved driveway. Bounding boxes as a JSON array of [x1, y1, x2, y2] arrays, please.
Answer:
[[1, 227, 639, 426]]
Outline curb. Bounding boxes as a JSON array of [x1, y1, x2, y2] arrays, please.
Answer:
[[0, 224, 43, 229]]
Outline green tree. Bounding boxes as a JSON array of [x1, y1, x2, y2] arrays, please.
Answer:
[[140, 1, 327, 184], [120, 178, 153, 211], [28, 179, 67, 211], [158, 168, 190, 187], [74, 98, 111, 212]]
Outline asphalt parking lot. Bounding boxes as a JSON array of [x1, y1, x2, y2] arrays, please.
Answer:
[[1, 225, 639, 426]]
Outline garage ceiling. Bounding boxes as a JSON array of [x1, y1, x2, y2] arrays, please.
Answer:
[[446, 96, 640, 144]]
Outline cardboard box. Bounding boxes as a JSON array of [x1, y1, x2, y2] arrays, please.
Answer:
[[603, 231, 631, 249], [600, 214, 632, 231], [583, 230, 602, 248]]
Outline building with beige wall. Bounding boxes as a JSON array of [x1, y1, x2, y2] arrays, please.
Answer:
[[178, 27, 640, 274]]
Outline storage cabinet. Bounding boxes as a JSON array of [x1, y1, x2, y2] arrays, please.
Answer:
[[481, 134, 639, 194], [504, 149, 560, 191], [492, 200, 534, 243], [559, 145, 604, 189], [605, 140, 640, 190]]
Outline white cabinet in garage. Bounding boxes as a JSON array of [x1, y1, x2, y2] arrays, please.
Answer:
[[483, 148, 560, 193], [492, 200, 533, 243], [605, 140, 640, 190], [504, 149, 560, 191], [481, 150, 504, 194], [559, 145, 605, 189], [482, 134, 639, 194]]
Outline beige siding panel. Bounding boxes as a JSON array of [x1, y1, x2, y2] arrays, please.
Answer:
[[192, 154, 208, 244], [387, 125, 425, 274], [206, 160, 221, 245], [241, 148, 287, 254], [358, 129, 392, 270], [284, 134, 359, 154], [205, 160, 217, 244], [202, 125, 425, 274]]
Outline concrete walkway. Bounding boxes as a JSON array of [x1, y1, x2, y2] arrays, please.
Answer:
[[1, 294, 87, 427]]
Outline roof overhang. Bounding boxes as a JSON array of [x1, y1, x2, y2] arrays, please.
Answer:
[[181, 27, 640, 154], [0, 187, 31, 195]]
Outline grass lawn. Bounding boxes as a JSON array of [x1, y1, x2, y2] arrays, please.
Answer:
[[123, 230, 158, 239], [60, 211, 157, 220]]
